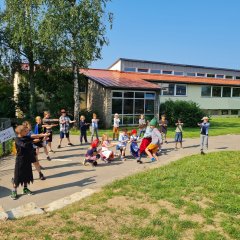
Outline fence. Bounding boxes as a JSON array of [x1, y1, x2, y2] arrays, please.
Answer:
[[0, 118, 13, 157]]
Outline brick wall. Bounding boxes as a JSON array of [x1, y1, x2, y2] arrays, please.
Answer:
[[87, 79, 112, 128]]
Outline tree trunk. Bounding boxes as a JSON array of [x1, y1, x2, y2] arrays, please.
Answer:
[[29, 58, 36, 118], [73, 61, 80, 127]]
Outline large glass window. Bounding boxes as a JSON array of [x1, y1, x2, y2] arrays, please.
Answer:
[[225, 75, 233, 79], [112, 99, 122, 114], [124, 99, 134, 114], [216, 74, 224, 79], [207, 73, 215, 78], [212, 86, 221, 97], [176, 85, 186, 96], [201, 86, 211, 97], [112, 91, 156, 125], [222, 87, 231, 97], [145, 100, 154, 114], [236, 76, 240, 80], [232, 88, 240, 97], [134, 99, 144, 114]]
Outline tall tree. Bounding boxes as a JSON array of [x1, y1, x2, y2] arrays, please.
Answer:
[[40, 0, 113, 125], [0, 0, 47, 117]]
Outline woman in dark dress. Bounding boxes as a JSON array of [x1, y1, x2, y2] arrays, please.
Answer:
[[11, 125, 38, 200]]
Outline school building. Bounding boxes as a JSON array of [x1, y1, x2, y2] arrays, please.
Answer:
[[80, 58, 240, 128]]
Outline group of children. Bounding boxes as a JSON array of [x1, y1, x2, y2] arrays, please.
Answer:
[[11, 109, 210, 200]]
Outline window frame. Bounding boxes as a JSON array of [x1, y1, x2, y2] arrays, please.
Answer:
[[160, 83, 187, 97], [124, 67, 136, 72]]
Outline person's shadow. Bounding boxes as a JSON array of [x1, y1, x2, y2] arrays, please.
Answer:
[[33, 176, 96, 195], [0, 186, 12, 198]]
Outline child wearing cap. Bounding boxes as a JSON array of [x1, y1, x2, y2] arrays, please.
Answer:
[[145, 118, 162, 162], [83, 139, 101, 166], [116, 128, 129, 161], [130, 129, 141, 163], [198, 116, 210, 155], [113, 113, 120, 141]]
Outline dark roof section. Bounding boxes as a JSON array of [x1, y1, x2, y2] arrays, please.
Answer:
[[81, 68, 240, 88], [80, 69, 161, 90], [108, 58, 240, 73]]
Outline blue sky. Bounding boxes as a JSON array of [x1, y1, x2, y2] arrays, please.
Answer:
[[91, 0, 240, 70], [1, 0, 239, 70]]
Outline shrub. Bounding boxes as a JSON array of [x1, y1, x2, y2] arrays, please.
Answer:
[[160, 99, 205, 127]]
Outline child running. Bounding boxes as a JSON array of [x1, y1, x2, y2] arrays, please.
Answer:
[[113, 113, 120, 141], [34, 116, 51, 161], [145, 118, 162, 162], [83, 139, 101, 166], [11, 126, 36, 199], [79, 115, 89, 145], [130, 129, 141, 163], [116, 128, 129, 161], [100, 134, 115, 163], [58, 109, 76, 148], [175, 119, 183, 150]]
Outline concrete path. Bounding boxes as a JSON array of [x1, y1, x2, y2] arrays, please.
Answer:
[[0, 134, 239, 212]]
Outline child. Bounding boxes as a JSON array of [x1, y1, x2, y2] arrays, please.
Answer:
[[34, 116, 51, 161], [58, 109, 76, 148], [130, 129, 141, 163], [22, 121, 48, 180], [42, 111, 59, 152], [113, 113, 120, 141], [198, 116, 210, 155], [91, 113, 99, 141], [116, 128, 129, 161], [79, 115, 89, 145], [145, 118, 162, 162], [159, 114, 168, 143], [11, 125, 35, 200], [100, 134, 115, 162], [83, 139, 101, 166], [138, 114, 146, 137], [175, 119, 183, 150], [139, 121, 152, 161]]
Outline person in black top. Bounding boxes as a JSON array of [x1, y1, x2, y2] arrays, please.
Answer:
[[79, 115, 89, 145]]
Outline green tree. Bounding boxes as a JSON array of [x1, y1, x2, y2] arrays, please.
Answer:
[[0, 0, 48, 117], [40, 0, 113, 125]]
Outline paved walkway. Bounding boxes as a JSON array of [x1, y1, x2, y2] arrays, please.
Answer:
[[0, 134, 239, 211]]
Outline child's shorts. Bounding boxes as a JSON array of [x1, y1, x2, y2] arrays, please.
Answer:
[[116, 144, 126, 151], [113, 127, 119, 134], [175, 132, 183, 142], [60, 131, 69, 139], [146, 143, 159, 154]]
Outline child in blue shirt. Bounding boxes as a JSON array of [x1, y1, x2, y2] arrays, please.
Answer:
[[116, 129, 129, 161]]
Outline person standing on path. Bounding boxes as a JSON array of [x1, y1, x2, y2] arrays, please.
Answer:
[[138, 114, 146, 138], [43, 111, 59, 152], [113, 113, 120, 141], [159, 115, 168, 143], [58, 109, 76, 148], [91, 113, 99, 142], [198, 116, 210, 155], [175, 119, 184, 150], [79, 115, 89, 145]]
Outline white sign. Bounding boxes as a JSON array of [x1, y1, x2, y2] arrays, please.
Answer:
[[0, 127, 16, 144]]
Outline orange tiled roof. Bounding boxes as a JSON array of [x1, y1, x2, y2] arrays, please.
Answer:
[[81, 69, 240, 89]]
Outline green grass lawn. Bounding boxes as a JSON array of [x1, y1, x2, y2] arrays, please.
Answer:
[[70, 117, 240, 139], [1, 151, 239, 240]]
